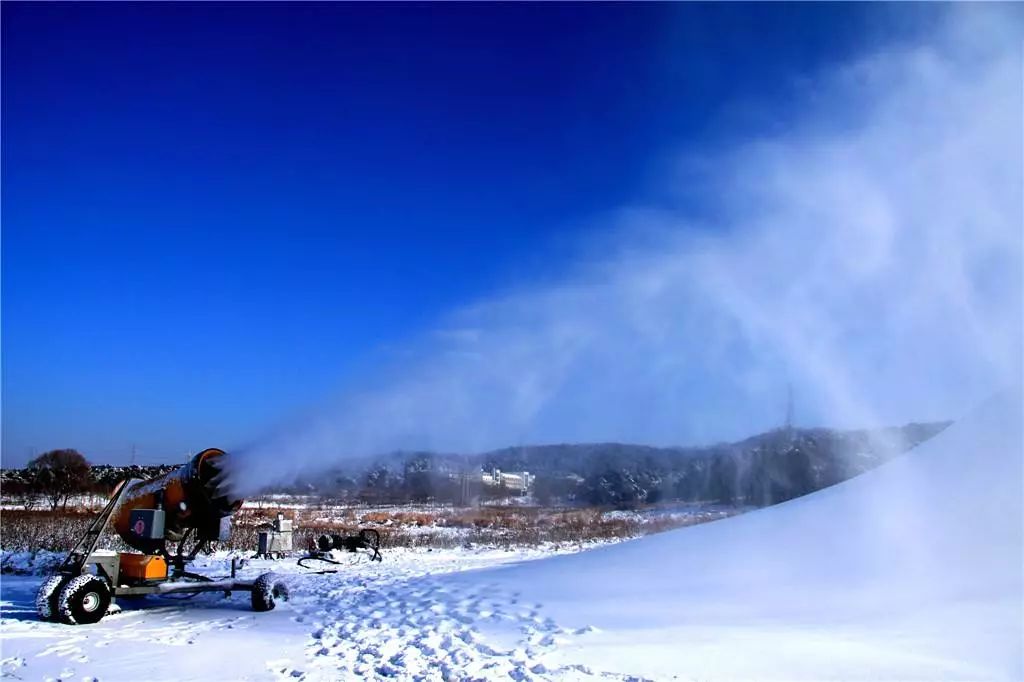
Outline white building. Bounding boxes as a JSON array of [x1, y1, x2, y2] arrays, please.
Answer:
[[481, 468, 534, 493]]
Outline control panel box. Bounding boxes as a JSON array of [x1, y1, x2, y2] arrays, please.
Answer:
[[128, 509, 165, 540]]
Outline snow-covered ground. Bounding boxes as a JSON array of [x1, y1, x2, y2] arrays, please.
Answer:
[[2, 388, 1020, 681], [436, 388, 1023, 680], [0, 544, 619, 681]]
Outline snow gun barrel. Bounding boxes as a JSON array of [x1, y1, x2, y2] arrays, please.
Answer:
[[111, 448, 242, 553]]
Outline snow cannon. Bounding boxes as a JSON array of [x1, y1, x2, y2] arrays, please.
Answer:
[[111, 448, 242, 554], [35, 448, 289, 626]]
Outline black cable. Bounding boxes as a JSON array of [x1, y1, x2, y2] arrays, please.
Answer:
[[297, 554, 344, 569]]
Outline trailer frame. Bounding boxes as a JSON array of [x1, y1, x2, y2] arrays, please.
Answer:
[[36, 478, 288, 625]]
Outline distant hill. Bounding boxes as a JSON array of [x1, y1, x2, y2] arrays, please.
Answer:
[[0, 421, 950, 509], [280, 420, 951, 507]]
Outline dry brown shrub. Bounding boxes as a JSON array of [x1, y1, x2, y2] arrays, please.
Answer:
[[3, 497, 743, 560], [360, 511, 391, 524]]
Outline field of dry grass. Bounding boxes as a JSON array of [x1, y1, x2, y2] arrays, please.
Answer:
[[0, 498, 742, 570]]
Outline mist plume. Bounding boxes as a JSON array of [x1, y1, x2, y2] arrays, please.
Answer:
[[227, 10, 1022, 496]]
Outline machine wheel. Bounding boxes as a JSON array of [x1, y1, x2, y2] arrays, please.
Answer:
[[35, 574, 70, 621], [251, 572, 288, 612], [58, 574, 111, 625]]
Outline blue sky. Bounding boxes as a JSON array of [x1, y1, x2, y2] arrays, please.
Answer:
[[2, 3, 951, 466]]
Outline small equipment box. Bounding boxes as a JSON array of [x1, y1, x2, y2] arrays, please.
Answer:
[[119, 553, 168, 581], [257, 513, 293, 557], [129, 509, 165, 540]]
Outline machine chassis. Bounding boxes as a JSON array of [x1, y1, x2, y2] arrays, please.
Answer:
[[36, 476, 287, 625]]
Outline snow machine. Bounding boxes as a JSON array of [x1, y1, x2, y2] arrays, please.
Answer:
[[36, 448, 288, 625], [296, 529, 383, 571]]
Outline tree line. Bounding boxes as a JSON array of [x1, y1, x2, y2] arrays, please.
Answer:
[[2, 420, 949, 512], [1, 450, 174, 511], [273, 421, 951, 508]]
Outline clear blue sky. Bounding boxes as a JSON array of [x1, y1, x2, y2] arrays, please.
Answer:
[[2, 3, 942, 466]]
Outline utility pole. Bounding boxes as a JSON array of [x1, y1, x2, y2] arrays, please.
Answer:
[[461, 455, 470, 507]]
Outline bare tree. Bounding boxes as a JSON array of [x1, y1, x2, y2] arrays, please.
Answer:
[[27, 449, 92, 511]]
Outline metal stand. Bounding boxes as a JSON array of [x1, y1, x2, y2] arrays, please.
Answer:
[[57, 478, 139, 575]]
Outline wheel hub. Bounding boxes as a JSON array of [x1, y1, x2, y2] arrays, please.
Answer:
[[81, 592, 100, 612]]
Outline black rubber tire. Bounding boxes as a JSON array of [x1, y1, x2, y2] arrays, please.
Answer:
[[251, 572, 289, 612], [58, 574, 111, 625], [35, 574, 70, 622]]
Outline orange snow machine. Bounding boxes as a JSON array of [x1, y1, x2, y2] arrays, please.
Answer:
[[35, 448, 288, 625]]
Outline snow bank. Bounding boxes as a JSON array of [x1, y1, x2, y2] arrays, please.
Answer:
[[0, 550, 66, 575], [445, 388, 1023, 680]]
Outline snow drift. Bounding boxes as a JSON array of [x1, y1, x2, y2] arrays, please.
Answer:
[[446, 387, 1023, 680]]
